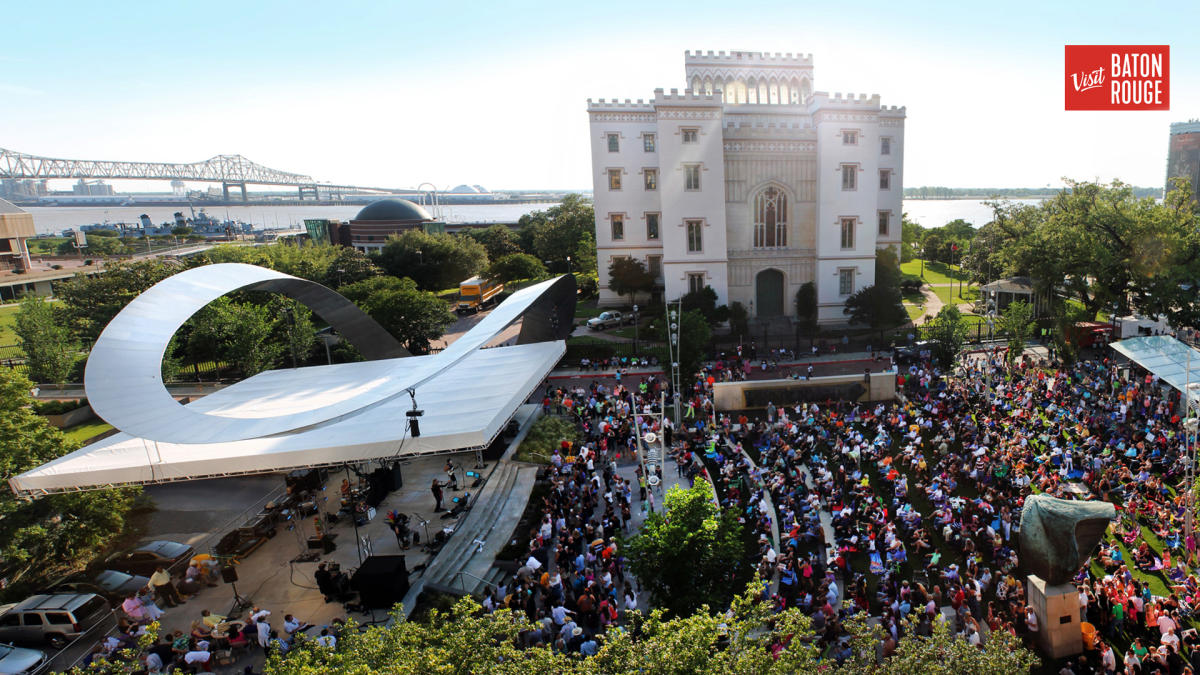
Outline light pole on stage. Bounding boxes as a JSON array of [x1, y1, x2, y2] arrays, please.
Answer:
[[667, 302, 682, 424]]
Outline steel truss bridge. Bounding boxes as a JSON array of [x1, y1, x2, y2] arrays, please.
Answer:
[[0, 147, 397, 200]]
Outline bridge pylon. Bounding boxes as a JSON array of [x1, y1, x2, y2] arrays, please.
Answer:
[[222, 181, 248, 202], [297, 185, 319, 201]]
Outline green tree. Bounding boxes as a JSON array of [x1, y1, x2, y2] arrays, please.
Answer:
[[624, 482, 744, 617], [520, 194, 597, 274], [0, 369, 137, 593], [324, 246, 381, 288], [923, 304, 969, 368], [607, 257, 655, 306], [843, 249, 908, 331], [878, 617, 1039, 674], [487, 253, 546, 286], [998, 299, 1035, 365], [373, 230, 488, 291], [340, 276, 456, 354], [185, 297, 286, 377], [794, 281, 818, 345], [56, 259, 182, 341], [843, 284, 907, 331], [900, 215, 926, 263], [681, 286, 729, 327], [728, 301, 749, 340], [466, 224, 522, 260], [56, 233, 127, 256], [170, 225, 193, 237], [14, 297, 79, 385]]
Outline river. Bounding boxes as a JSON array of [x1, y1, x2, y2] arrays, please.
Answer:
[[900, 198, 1043, 228], [23, 198, 1042, 236], [23, 203, 551, 236]]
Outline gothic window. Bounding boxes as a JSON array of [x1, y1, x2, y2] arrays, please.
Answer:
[[753, 186, 788, 248]]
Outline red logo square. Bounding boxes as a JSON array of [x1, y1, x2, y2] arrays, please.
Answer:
[[1065, 45, 1169, 110]]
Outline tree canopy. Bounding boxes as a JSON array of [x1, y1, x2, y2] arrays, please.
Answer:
[[339, 276, 456, 354], [923, 305, 969, 368], [56, 259, 183, 341], [607, 257, 656, 305], [843, 250, 907, 331], [0, 369, 137, 596], [681, 286, 730, 327], [487, 253, 546, 286], [466, 223, 524, 260], [997, 299, 1035, 364], [373, 229, 489, 291], [965, 178, 1200, 325], [623, 482, 745, 617], [14, 296, 79, 385], [518, 194, 597, 275]]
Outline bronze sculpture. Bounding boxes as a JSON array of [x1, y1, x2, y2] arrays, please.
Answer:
[[1019, 494, 1116, 585]]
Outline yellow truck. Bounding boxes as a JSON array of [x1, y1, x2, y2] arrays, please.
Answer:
[[456, 276, 504, 314]]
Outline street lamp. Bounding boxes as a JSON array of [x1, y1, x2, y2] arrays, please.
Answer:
[[566, 256, 572, 276], [632, 304, 639, 355]]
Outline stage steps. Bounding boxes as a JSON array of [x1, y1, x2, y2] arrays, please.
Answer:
[[399, 461, 539, 615]]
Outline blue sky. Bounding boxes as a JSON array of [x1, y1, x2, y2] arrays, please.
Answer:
[[1, 0, 1195, 191]]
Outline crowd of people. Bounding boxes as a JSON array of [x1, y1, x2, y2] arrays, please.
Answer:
[[77, 325, 1200, 673], [678, 339, 1200, 673]]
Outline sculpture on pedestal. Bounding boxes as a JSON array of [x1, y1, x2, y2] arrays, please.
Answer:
[[1020, 494, 1116, 584]]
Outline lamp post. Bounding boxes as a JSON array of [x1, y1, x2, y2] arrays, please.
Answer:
[[632, 304, 639, 356], [566, 256, 572, 277]]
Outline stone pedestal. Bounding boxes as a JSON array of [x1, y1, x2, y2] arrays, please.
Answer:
[[1027, 574, 1082, 659]]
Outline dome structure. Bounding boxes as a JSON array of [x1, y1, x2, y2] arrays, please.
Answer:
[[353, 199, 433, 223], [449, 184, 480, 194]]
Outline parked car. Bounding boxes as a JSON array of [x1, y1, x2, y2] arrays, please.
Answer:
[[47, 570, 150, 604], [586, 311, 630, 330], [0, 642, 47, 674], [0, 594, 110, 649], [893, 340, 938, 365], [104, 540, 195, 577]]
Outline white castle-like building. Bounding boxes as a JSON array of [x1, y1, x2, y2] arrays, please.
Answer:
[[588, 50, 905, 323]]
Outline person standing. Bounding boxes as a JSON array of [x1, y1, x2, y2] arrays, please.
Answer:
[[314, 563, 333, 602], [150, 566, 184, 608], [431, 478, 444, 512]]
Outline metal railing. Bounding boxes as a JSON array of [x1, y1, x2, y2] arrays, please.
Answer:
[[451, 570, 492, 595]]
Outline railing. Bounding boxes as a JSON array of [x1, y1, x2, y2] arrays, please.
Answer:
[[451, 570, 492, 595]]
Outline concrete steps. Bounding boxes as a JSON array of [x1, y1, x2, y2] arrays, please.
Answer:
[[400, 461, 539, 612]]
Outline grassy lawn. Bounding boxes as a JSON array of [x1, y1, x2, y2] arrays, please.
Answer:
[[62, 420, 113, 444], [0, 304, 20, 348], [574, 300, 605, 320], [903, 302, 926, 322], [900, 258, 970, 285], [929, 282, 978, 308]]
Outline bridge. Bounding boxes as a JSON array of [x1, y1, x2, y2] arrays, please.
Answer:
[[0, 147, 399, 201]]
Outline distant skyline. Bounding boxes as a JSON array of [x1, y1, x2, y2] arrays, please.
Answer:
[[1, 1, 1196, 192]]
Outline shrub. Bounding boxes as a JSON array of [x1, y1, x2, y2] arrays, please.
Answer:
[[514, 415, 581, 463], [32, 398, 88, 415]]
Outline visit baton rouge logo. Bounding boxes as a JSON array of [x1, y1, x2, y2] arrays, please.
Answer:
[[1065, 45, 1169, 110]]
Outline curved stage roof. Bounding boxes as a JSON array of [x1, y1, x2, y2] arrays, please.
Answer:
[[10, 267, 575, 496]]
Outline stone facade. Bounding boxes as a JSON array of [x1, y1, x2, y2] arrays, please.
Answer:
[[588, 50, 905, 323]]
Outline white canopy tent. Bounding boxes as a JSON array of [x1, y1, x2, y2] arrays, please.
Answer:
[[9, 264, 576, 497], [10, 341, 561, 496]]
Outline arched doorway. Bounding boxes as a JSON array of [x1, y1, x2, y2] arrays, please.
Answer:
[[755, 269, 784, 317]]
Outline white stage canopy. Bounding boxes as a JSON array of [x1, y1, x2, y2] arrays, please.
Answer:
[[11, 342, 560, 496], [10, 265, 575, 496]]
